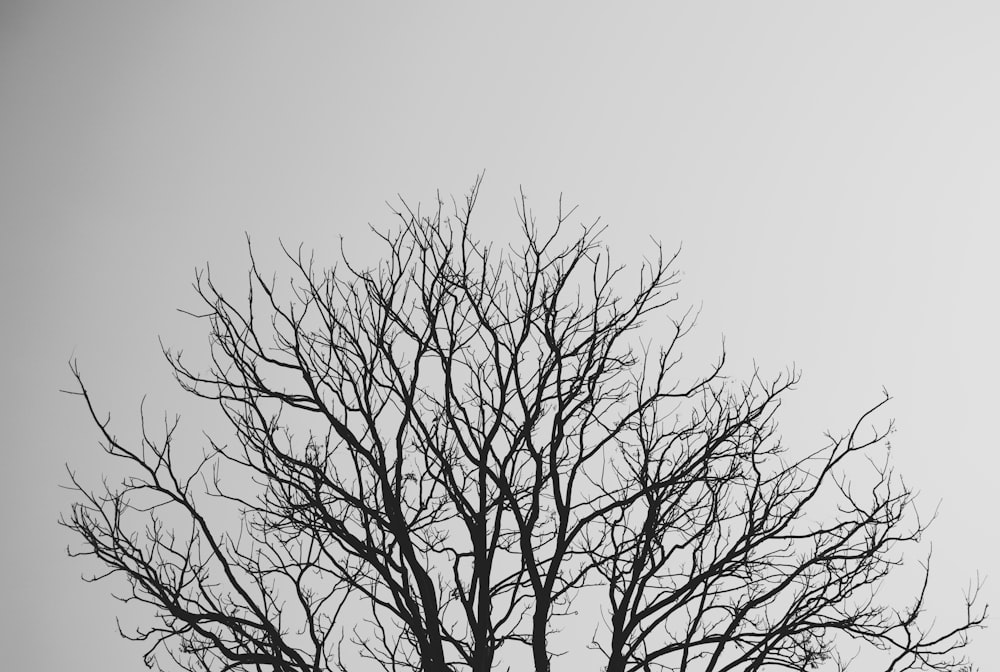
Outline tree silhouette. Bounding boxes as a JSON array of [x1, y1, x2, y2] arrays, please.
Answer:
[[64, 181, 985, 672]]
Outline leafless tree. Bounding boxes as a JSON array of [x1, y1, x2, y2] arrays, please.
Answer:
[[63, 180, 986, 672]]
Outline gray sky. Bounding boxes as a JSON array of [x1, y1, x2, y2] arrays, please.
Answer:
[[1, 2, 997, 669]]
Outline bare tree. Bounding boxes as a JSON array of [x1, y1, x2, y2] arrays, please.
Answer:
[[63, 180, 985, 672]]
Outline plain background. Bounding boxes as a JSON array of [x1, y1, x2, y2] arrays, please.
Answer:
[[1, 2, 997, 669]]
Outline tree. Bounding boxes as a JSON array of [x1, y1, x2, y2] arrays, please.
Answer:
[[64, 180, 985, 672]]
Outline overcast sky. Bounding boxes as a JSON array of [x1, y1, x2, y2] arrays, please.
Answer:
[[1, 2, 998, 669]]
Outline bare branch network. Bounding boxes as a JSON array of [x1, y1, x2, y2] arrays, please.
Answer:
[[63, 181, 985, 672]]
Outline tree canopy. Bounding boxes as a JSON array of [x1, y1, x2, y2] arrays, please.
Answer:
[[64, 181, 985, 672]]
